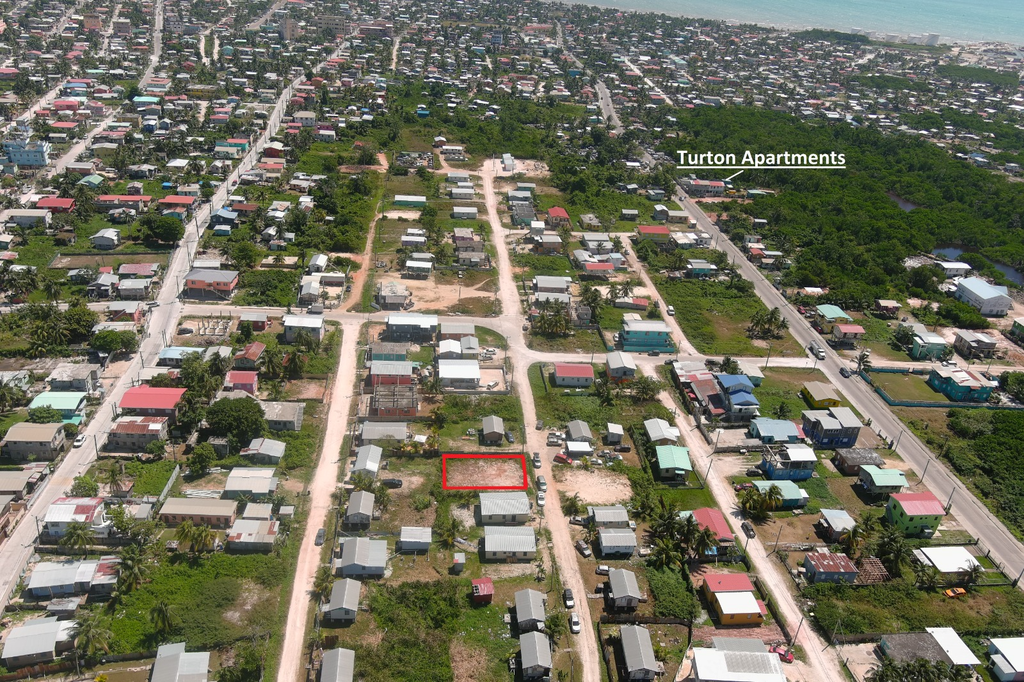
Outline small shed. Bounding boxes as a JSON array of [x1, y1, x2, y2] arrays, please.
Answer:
[[471, 577, 493, 605]]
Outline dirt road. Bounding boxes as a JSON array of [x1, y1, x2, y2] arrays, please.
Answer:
[[484, 160, 602, 682], [642, 366, 845, 682], [276, 325, 360, 682]]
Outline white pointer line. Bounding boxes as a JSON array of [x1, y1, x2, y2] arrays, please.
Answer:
[[676, 165, 847, 169]]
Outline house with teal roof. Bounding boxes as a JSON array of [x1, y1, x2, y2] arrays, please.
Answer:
[[655, 445, 691, 482], [752, 480, 808, 509], [814, 305, 852, 333], [28, 392, 87, 423], [857, 465, 907, 495]]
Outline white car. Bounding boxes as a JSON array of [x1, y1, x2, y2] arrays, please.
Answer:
[[569, 612, 581, 634], [73, 435, 87, 448], [537, 491, 546, 507]]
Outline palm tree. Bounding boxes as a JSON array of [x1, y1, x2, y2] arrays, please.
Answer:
[[959, 563, 984, 589], [876, 527, 912, 578], [913, 563, 941, 590], [73, 612, 112, 661], [561, 493, 584, 517], [649, 536, 683, 570], [104, 463, 124, 495], [190, 524, 215, 554], [650, 501, 680, 540], [262, 346, 283, 379], [174, 519, 196, 550], [149, 601, 177, 641], [314, 565, 334, 601], [840, 524, 867, 559], [373, 486, 392, 515], [762, 484, 784, 512], [60, 521, 94, 557], [350, 471, 375, 492], [0, 381, 21, 413], [772, 402, 793, 420], [544, 613, 568, 644], [855, 349, 872, 373], [690, 527, 719, 560], [42, 277, 63, 302]]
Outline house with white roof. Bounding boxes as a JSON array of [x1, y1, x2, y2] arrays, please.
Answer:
[[955, 277, 1012, 316]]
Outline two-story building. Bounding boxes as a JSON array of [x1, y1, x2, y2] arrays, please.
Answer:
[[885, 491, 945, 537], [926, 367, 996, 402], [760, 444, 817, 481], [955, 277, 1012, 316], [621, 318, 675, 353], [1, 422, 66, 461], [801, 407, 862, 448]]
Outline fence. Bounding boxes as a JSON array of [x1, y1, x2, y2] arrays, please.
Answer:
[[159, 464, 180, 502], [0, 649, 159, 682], [861, 368, 1024, 410], [751, 575, 793, 644], [599, 614, 691, 625]]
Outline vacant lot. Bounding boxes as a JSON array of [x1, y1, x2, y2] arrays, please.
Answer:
[[754, 367, 845, 418], [443, 455, 527, 489], [871, 372, 951, 403], [51, 252, 171, 270], [653, 277, 803, 357]]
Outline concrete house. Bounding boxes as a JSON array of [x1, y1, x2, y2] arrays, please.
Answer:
[[240, 438, 286, 465], [333, 538, 388, 578], [480, 492, 531, 524], [224, 468, 278, 499], [747, 418, 801, 445], [702, 573, 764, 625], [345, 490, 375, 526], [833, 448, 885, 475], [1, 422, 66, 461], [264, 401, 305, 431], [159, 498, 237, 528], [621, 318, 674, 353], [606, 351, 637, 381], [483, 526, 537, 561], [184, 269, 239, 299], [107, 416, 169, 451], [620, 625, 659, 681], [987, 637, 1024, 682], [48, 363, 101, 392], [551, 363, 596, 388], [953, 330, 998, 359], [322, 579, 361, 624], [802, 407, 862, 448], [43, 497, 112, 538], [760, 444, 816, 481], [955, 277, 1012, 316], [283, 315, 325, 343], [607, 568, 642, 610], [885, 491, 945, 537], [514, 588, 546, 632], [519, 631, 552, 680], [225, 518, 280, 552]]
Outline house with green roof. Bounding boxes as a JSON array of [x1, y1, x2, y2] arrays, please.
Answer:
[[814, 305, 853, 333], [857, 465, 907, 495], [752, 480, 808, 509], [655, 445, 691, 482], [27, 392, 87, 424]]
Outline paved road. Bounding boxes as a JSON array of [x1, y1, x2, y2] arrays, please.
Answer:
[[678, 189, 1024, 584]]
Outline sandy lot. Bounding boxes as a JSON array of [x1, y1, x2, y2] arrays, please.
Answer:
[[444, 456, 526, 489], [554, 467, 631, 505]]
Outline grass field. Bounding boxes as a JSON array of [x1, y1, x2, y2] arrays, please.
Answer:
[[849, 312, 911, 361], [753, 367, 848, 418], [653, 277, 802, 357], [526, 329, 607, 354], [871, 372, 951, 403]]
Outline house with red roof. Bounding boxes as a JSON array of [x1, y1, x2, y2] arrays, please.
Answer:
[[701, 573, 765, 625], [118, 386, 187, 423], [681, 507, 735, 544], [552, 363, 595, 388], [831, 323, 866, 347], [636, 224, 672, 246], [885, 491, 946, 537], [224, 370, 258, 395], [36, 197, 75, 213], [42, 497, 111, 538], [804, 551, 859, 584], [234, 342, 266, 370], [546, 206, 570, 228], [107, 416, 169, 451]]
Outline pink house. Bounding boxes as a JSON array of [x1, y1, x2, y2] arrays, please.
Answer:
[[52, 99, 80, 112], [224, 370, 258, 395]]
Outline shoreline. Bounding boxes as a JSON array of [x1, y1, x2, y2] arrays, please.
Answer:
[[559, 0, 1024, 50]]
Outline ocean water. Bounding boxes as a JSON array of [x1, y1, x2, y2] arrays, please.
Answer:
[[575, 0, 1024, 45]]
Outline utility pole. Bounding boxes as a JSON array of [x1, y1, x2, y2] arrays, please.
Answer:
[[945, 488, 955, 513], [772, 524, 783, 554], [702, 456, 713, 489]]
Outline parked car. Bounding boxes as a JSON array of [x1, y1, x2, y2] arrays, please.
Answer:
[[533, 452, 542, 468], [944, 587, 967, 599], [745, 467, 762, 477], [667, 305, 675, 316], [569, 612, 581, 634], [769, 645, 794, 663], [614, 444, 631, 453], [536, 475, 547, 492], [73, 435, 87, 448], [315, 528, 326, 546], [505, 430, 515, 443], [569, 516, 584, 526], [547, 433, 562, 446], [537, 491, 546, 507], [536, 420, 544, 430], [575, 540, 592, 558], [381, 478, 403, 489], [839, 366, 851, 378], [596, 565, 610, 575], [741, 521, 756, 539], [563, 589, 574, 608], [648, 350, 661, 356]]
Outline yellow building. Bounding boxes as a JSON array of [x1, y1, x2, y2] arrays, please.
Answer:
[[802, 381, 842, 408], [702, 574, 765, 626]]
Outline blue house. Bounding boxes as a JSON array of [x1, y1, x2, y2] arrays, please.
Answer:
[[748, 418, 801, 444], [620, 318, 675, 353], [760, 444, 817, 481], [212, 208, 238, 226], [716, 374, 759, 422], [926, 367, 996, 403], [801, 407, 862, 448]]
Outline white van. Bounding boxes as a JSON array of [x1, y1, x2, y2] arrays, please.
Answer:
[[809, 342, 825, 360]]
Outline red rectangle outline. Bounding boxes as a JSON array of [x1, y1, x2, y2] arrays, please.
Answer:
[[441, 452, 529, 490]]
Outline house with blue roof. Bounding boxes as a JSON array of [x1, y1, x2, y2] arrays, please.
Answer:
[[748, 418, 801, 444], [157, 346, 204, 368], [716, 374, 759, 422], [212, 208, 238, 226], [955, 277, 1012, 317]]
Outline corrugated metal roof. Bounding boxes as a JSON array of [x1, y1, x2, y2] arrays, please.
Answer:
[[520, 631, 551, 670], [621, 625, 658, 674], [320, 648, 355, 682], [485, 526, 536, 554], [327, 578, 361, 613], [480, 492, 530, 518], [609, 568, 641, 600], [514, 588, 545, 624]]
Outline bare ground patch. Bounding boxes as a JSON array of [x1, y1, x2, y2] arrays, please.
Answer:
[[554, 467, 631, 505], [223, 579, 270, 626], [444, 456, 525, 489], [450, 639, 488, 682]]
